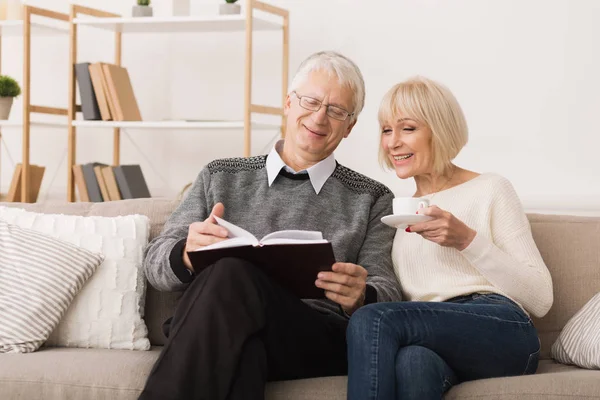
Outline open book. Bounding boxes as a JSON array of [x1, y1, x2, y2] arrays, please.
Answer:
[[187, 217, 336, 299]]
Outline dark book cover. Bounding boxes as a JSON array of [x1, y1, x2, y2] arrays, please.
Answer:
[[113, 165, 151, 199], [75, 62, 102, 121], [187, 242, 336, 299], [81, 162, 107, 202]]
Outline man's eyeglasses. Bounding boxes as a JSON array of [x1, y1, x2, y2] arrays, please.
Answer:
[[292, 91, 354, 121]]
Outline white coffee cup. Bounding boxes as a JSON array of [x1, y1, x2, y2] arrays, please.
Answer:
[[393, 197, 429, 215]]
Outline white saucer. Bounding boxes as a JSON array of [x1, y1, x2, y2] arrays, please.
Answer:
[[381, 214, 433, 229]]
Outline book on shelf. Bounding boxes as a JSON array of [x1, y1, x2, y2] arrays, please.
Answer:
[[101, 166, 122, 201], [75, 62, 102, 121], [187, 216, 336, 299], [113, 165, 151, 199], [73, 163, 149, 202], [81, 162, 108, 202], [99, 63, 119, 120], [6, 164, 22, 202], [28, 166, 46, 203], [72, 164, 89, 202], [88, 63, 113, 121], [94, 165, 111, 202], [102, 64, 142, 121], [6, 164, 45, 202]]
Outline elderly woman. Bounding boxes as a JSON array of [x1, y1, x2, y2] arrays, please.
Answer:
[[346, 77, 554, 400]]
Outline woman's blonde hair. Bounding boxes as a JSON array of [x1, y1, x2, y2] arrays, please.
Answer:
[[378, 76, 468, 176]]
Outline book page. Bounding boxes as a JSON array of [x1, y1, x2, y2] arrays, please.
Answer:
[[260, 238, 329, 246], [193, 237, 255, 252], [260, 230, 324, 243], [214, 216, 258, 244]]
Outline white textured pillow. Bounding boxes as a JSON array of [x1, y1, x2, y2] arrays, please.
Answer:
[[551, 292, 600, 369], [0, 207, 151, 350], [0, 221, 103, 353]]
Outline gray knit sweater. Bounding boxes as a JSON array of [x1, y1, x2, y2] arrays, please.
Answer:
[[143, 155, 402, 318]]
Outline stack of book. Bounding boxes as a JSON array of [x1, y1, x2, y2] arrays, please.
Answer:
[[5, 164, 45, 202], [72, 163, 151, 202], [75, 62, 142, 121]]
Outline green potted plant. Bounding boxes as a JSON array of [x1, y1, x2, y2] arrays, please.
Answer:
[[0, 75, 21, 120], [220, 0, 241, 15], [132, 0, 153, 17]]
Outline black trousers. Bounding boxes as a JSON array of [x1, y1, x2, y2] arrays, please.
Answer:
[[139, 257, 348, 400]]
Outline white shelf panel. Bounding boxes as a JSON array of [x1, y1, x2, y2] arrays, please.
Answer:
[[0, 20, 67, 36], [0, 119, 67, 128], [73, 15, 282, 34], [72, 120, 280, 130]]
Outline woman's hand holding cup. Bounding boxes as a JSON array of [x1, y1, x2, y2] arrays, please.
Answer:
[[407, 205, 476, 251]]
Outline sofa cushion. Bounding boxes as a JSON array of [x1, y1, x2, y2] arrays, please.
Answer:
[[0, 199, 182, 346], [4, 198, 179, 245], [0, 221, 103, 353], [270, 362, 600, 400], [85, 199, 183, 345], [0, 206, 151, 350], [266, 376, 347, 400], [444, 360, 600, 399], [0, 347, 158, 400], [551, 291, 600, 369], [269, 362, 600, 400], [527, 214, 600, 359], [1, 351, 599, 400]]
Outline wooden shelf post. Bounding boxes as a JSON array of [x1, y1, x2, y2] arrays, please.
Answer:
[[67, 5, 121, 202], [20, 6, 69, 202]]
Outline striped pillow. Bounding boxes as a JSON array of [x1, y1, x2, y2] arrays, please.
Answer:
[[551, 292, 600, 369], [0, 221, 104, 353]]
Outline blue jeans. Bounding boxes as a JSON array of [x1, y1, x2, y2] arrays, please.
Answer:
[[346, 293, 541, 400]]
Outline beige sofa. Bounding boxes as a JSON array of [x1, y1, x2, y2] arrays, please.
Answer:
[[1, 198, 599, 400]]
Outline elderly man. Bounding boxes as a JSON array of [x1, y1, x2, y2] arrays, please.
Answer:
[[139, 51, 402, 400]]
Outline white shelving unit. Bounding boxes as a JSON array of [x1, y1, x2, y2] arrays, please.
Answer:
[[0, 19, 66, 36], [72, 120, 280, 130], [67, 0, 289, 202], [0, 119, 67, 128], [0, 7, 70, 202], [72, 15, 282, 33]]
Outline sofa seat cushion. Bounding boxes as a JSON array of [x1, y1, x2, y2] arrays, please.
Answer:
[[445, 360, 600, 400], [0, 347, 159, 400], [0, 347, 348, 400], [2, 352, 600, 400], [266, 376, 347, 400], [266, 360, 600, 400]]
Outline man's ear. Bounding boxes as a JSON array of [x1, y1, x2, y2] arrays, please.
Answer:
[[284, 94, 292, 117], [344, 119, 357, 138]]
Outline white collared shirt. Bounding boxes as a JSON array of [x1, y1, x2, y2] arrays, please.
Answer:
[[266, 140, 336, 194]]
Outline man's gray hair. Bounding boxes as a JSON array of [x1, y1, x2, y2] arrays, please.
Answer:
[[289, 51, 365, 123]]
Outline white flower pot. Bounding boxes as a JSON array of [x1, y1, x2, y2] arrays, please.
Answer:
[[0, 97, 14, 120], [172, 0, 190, 16], [132, 5, 153, 17], [219, 3, 241, 15]]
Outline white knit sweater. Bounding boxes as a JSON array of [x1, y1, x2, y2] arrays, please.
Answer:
[[392, 173, 554, 318]]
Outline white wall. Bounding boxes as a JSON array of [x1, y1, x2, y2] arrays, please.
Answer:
[[1, 0, 599, 215]]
